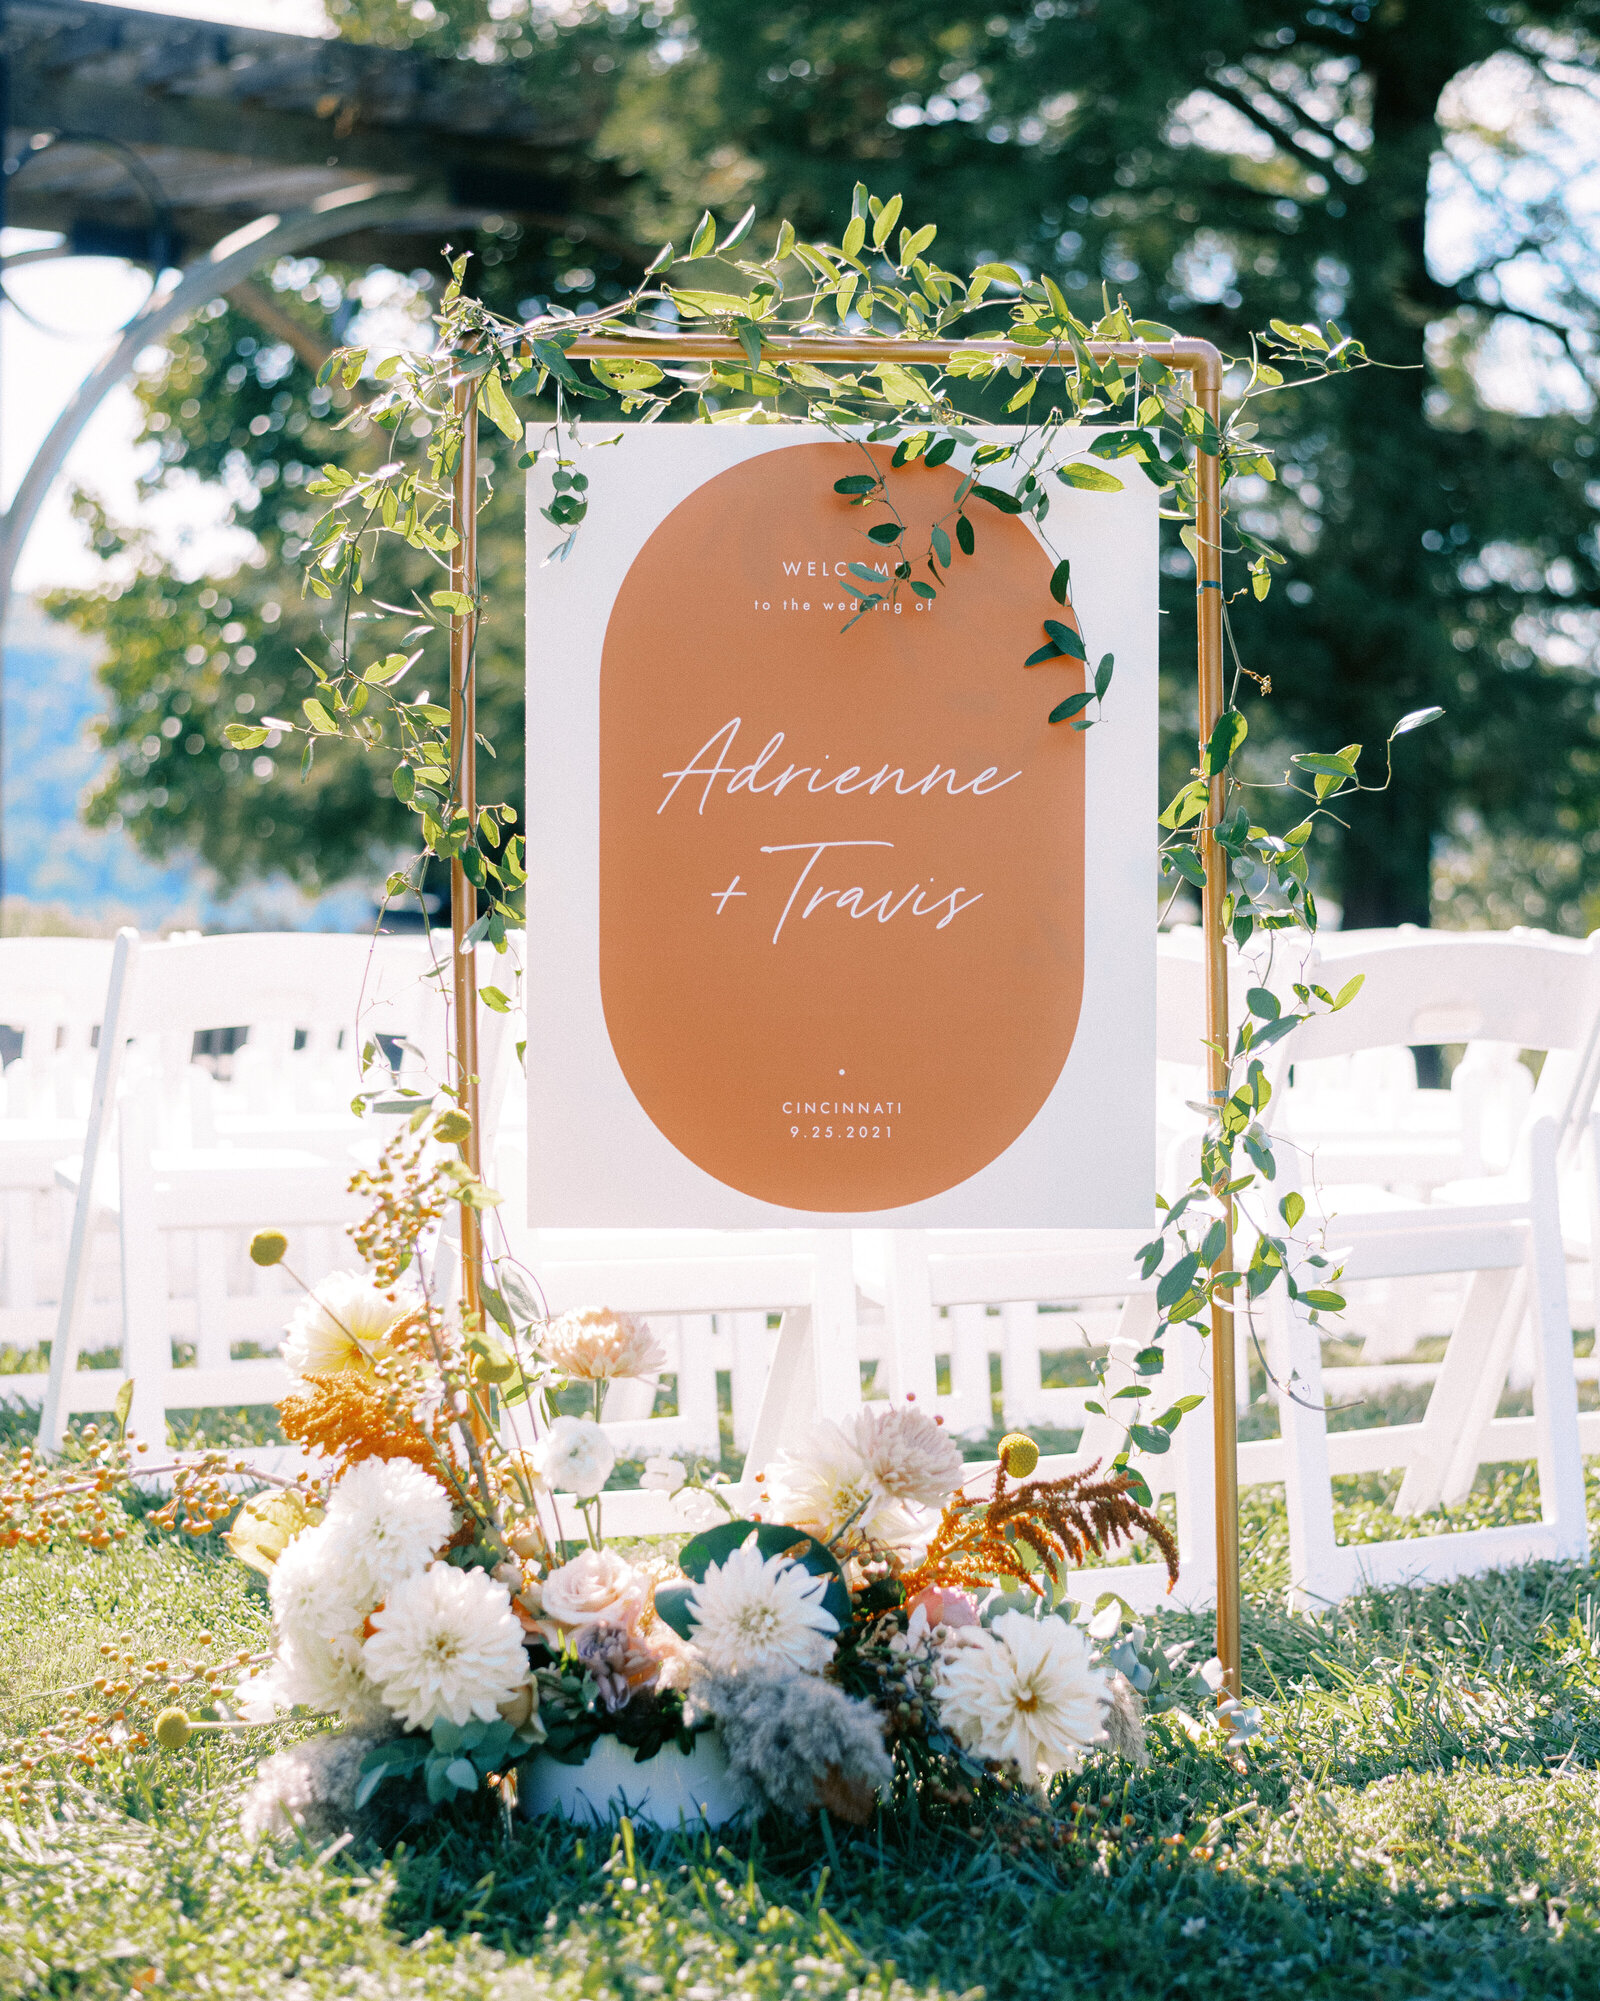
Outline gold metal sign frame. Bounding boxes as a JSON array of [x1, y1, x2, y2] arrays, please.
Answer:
[[446, 333, 1240, 1695]]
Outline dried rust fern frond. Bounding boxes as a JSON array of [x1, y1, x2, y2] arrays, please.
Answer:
[[280, 1372, 457, 1483], [902, 1460, 1179, 1601]]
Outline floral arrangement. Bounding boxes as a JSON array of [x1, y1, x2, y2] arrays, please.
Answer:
[[2, 1128, 1240, 1828], [170, 1127, 1201, 1834]]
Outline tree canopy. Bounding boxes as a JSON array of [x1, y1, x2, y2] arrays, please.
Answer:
[[52, 0, 1600, 927]]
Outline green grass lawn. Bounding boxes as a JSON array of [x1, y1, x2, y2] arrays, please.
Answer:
[[5, 1473, 1600, 2000]]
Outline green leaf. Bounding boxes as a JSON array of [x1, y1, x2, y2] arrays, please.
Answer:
[[1247, 985, 1280, 1022], [444, 1757, 479, 1793], [1293, 750, 1360, 779], [1391, 706, 1445, 738], [1057, 462, 1124, 491], [930, 524, 952, 567], [1049, 559, 1071, 604], [479, 985, 512, 1014], [900, 221, 936, 265], [1157, 1253, 1201, 1309], [719, 202, 757, 252], [431, 590, 476, 617], [955, 514, 975, 555], [1333, 974, 1365, 1010], [833, 473, 878, 496], [971, 483, 1023, 514], [479, 367, 522, 443], [301, 698, 338, 735], [1204, 708, 1247, 775], [1048, 692, 1094, 723], [1094, 653, 1115, 700], [866, 521, 904, 544], [1301, 1289, 1347, 1312], [689, 210, 717, 258], [1043, 618, 1086, 660], [590, 357, 665, 396], [113, 1378, 134, 1442], [841, 213, 867, 260], [1279, 1191, 1305, 1230], [223, 723, 269, 750], [871, 192, 903, 249]]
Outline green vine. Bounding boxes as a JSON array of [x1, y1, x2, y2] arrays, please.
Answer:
[[223, 182, 1440, 1485]]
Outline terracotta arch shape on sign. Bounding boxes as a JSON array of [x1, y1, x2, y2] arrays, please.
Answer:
[[597, 440, 1085, 1212]]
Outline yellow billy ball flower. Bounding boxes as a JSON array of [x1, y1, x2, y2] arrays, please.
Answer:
[[998, 1432, 1040, 1479], [249, 1230, 288, 1268], [154, 1708, 192, 1751]]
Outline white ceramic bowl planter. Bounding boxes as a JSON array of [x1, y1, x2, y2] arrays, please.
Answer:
[[522, 1727, 749, 1828]]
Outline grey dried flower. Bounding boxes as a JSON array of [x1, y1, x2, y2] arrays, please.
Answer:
[[694, 1671, 892, 1824], [240, 1725, 397, 1844], [1102, 1670, 1149, 1767], [575, 1621, 656, 1712]]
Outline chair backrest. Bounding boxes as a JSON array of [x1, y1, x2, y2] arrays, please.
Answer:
[[1290, 932, 1600, 1062], [0, 937, 115, 1043]]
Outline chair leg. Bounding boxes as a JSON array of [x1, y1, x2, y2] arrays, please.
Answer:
[[1526, 1117, 1589, 1559], [118, 1103, 171, 1450], [810, 1229, 862, 1421], [1264, 1285, 1345, 1611], [742, 1308, 818, 1474], [877, 1230, 939, 1406], [1394, 1265, 1520, 1517], [947, 1302, 993, 1440], [1166, 1313, 1217, 1608]]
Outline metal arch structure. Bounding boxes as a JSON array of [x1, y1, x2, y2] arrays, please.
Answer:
[[443, 329, 1243, 1696], [0, 180, 422, 618]]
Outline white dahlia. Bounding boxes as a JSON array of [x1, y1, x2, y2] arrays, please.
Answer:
[[267, 1521, 369, 1660], [281, 1270, 407, 1380], [539, 1307, 666, 1382], [321, 1457, 454, 1602], [532, 1415, 615, 1500], [363, 1563, 530, 1730], [934, 1610, 1109, 1784], [686, 1534, 839, 1677], [765, 1402, 962, 1547], [272, 1632, 389, 1723]]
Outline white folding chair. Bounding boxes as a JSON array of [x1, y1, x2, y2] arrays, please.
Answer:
[[0, 940, 117, 1362], [1258, 930, 1600, 1606], [37, 928, 451, 1451]]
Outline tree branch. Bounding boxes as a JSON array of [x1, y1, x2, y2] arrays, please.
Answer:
[[1202, 75, 1360, 186]]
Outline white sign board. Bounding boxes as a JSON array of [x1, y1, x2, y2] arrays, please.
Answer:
[[526, 426, 1156, 1227]]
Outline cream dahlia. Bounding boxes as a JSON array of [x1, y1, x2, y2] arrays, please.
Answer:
[[765, 1402, 963, 1546], [362, 1563, 530, 1730], [934, 1610, 1109, 1784], [281, 1270, 407, 1380], [539, 1546, 645, 1631], [320, 1456, 454, 1601], [686, 1534, 839, 1676], [532, 1415, 615, 1499], [539, 1307, 666, 1382]]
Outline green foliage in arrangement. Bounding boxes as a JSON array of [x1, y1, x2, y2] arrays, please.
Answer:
[[6, 1482, 1600, 1997]]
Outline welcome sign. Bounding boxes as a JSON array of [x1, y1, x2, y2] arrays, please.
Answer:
[[526, 427, 1156, 1226]]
